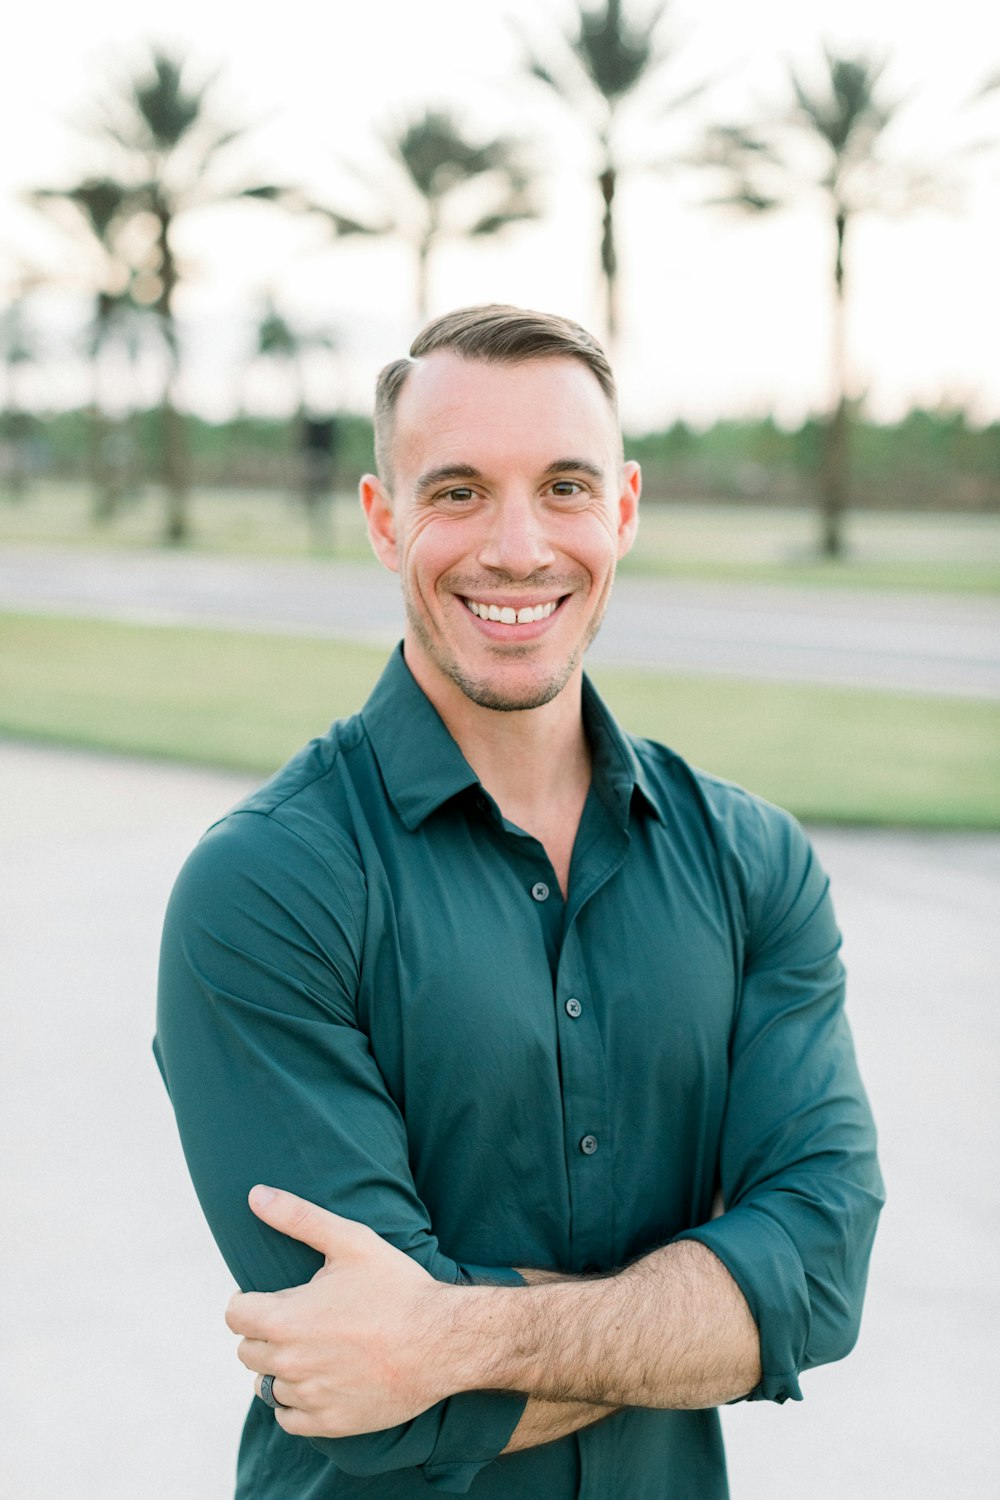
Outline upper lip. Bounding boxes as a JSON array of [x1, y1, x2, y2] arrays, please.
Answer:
[[460, 593, 565, 607]]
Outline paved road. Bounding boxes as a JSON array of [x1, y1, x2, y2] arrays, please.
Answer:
[[2, 741, 997, 1499], [3, 542, 998, 697]]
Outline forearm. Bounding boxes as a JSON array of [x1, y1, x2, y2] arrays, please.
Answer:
[[450, 1240, 761, 1411], [501, 1397, 618, 1453]]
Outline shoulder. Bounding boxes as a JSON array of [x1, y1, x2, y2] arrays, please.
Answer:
[[628, 733, 831, 941], [165, 714, 373, 945], [629, 732, 805, 854]]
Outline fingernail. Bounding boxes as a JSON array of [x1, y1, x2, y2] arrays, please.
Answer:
[[250, 1184, 277, 1208]]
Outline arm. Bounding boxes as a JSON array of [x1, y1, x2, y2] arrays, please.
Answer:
[[230, 1188, 757, 1437], [675, 805, 885, 1401], [495, 1269, 618, 1454], [227, 807, 880, 1437], [155, 812, 527, 1491]]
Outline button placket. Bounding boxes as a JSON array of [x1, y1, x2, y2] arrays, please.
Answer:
[[556, 923, 614, 1268]]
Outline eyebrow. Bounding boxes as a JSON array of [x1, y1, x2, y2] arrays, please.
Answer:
[[543, 458, 605, 481], [413, 458, 605, 497], [413, 464, 483, 498]]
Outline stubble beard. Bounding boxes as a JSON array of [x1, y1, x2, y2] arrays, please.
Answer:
[[402, 576, 613, 714]]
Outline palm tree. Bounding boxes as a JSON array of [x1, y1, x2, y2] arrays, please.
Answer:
[[516, 0, 710, 346], [263, 110, 537, 325], [248, 297, 341, 546], [0, 293, 36, 502], [697, 48, 958, 558], [48, 48, 281, 542], [29, 177, 158, 519]]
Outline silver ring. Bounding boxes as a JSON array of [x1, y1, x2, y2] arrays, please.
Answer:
[[259, 1373, 283, 1409]]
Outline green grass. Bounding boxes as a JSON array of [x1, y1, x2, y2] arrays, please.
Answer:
[[2, 612, 997, 828], [3, 482, 999, 593]]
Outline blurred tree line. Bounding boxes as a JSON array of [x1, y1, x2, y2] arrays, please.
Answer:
[[1, 3, 997, 552], [23, 405, 1000, 512]]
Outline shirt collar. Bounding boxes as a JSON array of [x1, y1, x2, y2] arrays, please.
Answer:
[[361, 646, 480, 831], [361, 644, 661, 832], [581, 674, 663, 827]]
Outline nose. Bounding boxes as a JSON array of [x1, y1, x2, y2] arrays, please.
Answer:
[[477, 492, 555, 578]]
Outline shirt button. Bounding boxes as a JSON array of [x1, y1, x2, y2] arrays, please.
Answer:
[[531, 881, 550, 902], [579, 1134, 599, 1155], [565, 998, 582, 1018]]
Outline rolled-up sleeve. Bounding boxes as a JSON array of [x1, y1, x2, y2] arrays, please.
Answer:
[[155, 811, 526, 1492], [676, 806, 884, 1403]]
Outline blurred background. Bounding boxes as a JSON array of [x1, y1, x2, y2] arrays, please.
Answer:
[[0, 2, 997, 1497]]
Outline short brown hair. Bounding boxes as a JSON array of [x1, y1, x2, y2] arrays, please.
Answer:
[[373, 304, 618, 487]]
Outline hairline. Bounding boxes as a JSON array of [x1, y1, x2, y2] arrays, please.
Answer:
[[373, 307, 621, 492]]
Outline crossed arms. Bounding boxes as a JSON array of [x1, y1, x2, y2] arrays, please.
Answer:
[[225, 1184, 762, 1445], [156, 808, 883, 1486]]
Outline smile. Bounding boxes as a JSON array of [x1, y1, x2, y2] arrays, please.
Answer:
[[463, 598, 560, 625]]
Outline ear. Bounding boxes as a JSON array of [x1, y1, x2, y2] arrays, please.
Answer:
[[615, 461, 641, 561], [360, 474, 399, 573]]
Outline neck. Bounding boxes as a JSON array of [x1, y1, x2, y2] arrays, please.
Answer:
[[404, 645, 592, 890]]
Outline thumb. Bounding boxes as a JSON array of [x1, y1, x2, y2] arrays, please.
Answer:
[[248, 1184, 359, 1257]]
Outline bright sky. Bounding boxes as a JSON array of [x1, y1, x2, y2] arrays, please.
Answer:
[[1, 0, 997, 429]]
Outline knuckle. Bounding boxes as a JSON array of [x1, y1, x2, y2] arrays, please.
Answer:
[[287, 1200, 315, 1234], [270, 1349, 299, 1382]]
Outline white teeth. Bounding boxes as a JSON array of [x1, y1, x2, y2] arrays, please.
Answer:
[[465, 598, 558, 624]]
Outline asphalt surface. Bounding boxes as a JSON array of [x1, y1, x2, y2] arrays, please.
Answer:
[[3, 542, 999, 697], [1, 741, 997, 1499]]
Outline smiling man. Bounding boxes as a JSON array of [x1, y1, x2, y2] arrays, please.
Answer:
[[156, 305, 883, 1499]]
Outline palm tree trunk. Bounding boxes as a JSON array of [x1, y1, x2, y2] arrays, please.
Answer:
[[599, 162, 619, 348], [416, 235, 432, 326], [90, 307, 118, 524], [161, 372, 189, 545], [820, 209, 849, 559], [156, 212, 190, 545]]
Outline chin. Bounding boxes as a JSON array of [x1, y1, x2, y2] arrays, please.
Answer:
[[449, 657, 580, 714]]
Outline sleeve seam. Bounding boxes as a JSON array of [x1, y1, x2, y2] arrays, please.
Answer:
[[230, 808, 367, 955]]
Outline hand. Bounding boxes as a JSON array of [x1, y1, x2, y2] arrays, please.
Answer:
[[226, 1186, 452, 1438]]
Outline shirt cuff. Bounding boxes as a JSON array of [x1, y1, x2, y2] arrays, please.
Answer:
[[421, 1389, 529, 1493], [675, 1207, 809, 1404], [460, 1263, 526, 1287]]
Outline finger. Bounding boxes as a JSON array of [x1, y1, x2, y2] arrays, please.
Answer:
[[255, 1372, 295, 1410], [274, 1404, 318, 1437], [248, 1185, 367, 1258], [226, 1289, 280, 1338], [236, 1336, 272, 1374]]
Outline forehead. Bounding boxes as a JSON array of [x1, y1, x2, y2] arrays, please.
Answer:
[[390, 352, 619, 485]]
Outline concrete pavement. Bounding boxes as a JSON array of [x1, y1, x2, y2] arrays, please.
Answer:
[[1, 740, 997, 1498], [3, 542, 999, 697]]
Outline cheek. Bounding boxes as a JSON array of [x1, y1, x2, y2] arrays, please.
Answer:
[[557, 514, 621, 571], [400, 528, 466, 597]]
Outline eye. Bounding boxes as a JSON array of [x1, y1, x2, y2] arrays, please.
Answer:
[[441, 486, 476, 504], [549, 480, 585, 498]]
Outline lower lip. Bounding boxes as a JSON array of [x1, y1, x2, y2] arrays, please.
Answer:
[[462, 602, 564, 641]]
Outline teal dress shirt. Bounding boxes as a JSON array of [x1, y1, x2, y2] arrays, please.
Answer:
[[155, 645, 883, 1498]]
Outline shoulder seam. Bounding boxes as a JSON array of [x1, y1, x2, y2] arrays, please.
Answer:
[[221, 805, 367, 955]]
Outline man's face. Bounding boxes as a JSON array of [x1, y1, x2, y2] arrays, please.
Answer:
[[362, 352, 640, 716]]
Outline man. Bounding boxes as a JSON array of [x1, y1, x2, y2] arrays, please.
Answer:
[[156, 304, 883, 1498]]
